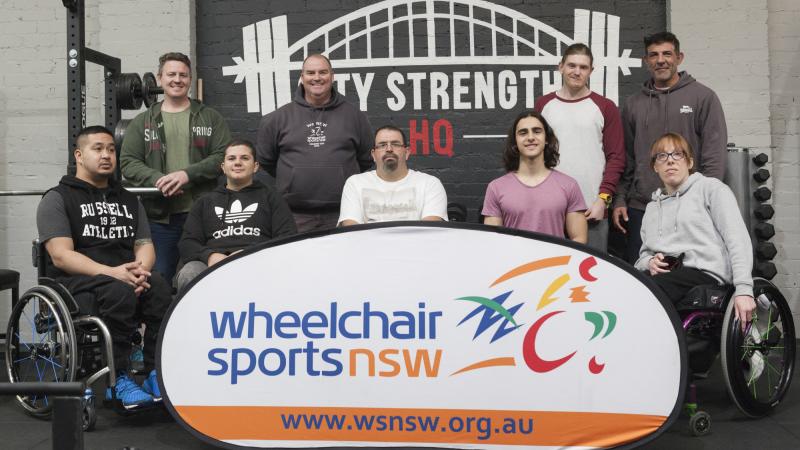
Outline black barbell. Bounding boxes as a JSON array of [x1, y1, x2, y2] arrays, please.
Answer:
[[115, 72, 162, 110]]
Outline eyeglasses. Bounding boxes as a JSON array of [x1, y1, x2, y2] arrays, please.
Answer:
[[653, 151, 686, 163], [374, 142, 405, 150]]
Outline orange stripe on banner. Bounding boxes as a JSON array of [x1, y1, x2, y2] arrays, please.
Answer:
[[490, 256, 571, 287], [451, 357, 516, 375], [174, 405, 666, 447]]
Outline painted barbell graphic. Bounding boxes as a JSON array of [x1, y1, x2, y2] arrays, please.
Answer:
[[222, 0, 641, 114]]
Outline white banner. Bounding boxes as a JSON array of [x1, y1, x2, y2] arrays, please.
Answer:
[[159, 224, 685, 449]]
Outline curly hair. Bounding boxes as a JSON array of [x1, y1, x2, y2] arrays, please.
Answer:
[[503, 111, 560, 172]]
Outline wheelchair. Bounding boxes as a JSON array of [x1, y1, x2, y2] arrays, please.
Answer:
[[3, 241, 146, 431], [678, 277, 796, 436]]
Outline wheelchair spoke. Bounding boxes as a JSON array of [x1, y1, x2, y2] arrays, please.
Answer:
[[20, 310, 35, 344], [37, 355, 63, 370], [14, 331, 32, 351], [50, 357, 58, 381], [34, 359, 43, 382], [762, 301, 777, 336], [765, 360, 783, 377], [766, 357, 773, 398]]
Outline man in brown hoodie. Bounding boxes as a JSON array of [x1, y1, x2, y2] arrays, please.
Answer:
[[611, 32, 728, 263]]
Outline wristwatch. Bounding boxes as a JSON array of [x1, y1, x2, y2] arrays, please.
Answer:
[[598, 193, 612, 208]]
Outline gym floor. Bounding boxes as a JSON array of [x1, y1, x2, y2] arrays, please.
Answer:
[[0, 346, 798, 450]]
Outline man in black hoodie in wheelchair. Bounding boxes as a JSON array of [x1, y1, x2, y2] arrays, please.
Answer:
[[36, 125, 170, 410]]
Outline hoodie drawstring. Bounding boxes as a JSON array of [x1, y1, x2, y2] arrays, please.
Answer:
[[656, 184, 684, 237]]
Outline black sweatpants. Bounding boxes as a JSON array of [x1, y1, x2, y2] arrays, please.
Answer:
[[58, 273, 171, 374], [645, 267, 718, 304]]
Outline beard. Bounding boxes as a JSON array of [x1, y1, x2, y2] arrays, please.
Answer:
[[382, 158, 398, 172]]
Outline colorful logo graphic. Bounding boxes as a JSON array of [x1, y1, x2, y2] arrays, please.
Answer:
[[454, 255, 618, 376]]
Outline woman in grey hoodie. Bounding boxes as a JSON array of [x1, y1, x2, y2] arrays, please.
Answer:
[[635, 133, 756, 329]]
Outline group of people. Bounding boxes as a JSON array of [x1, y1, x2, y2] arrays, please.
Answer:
[[35, 31, 755, 410]]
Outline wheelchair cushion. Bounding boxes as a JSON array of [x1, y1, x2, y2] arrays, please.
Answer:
[[677, 284, 734, 311]]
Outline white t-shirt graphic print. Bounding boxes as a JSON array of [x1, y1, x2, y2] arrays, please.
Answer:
[[338, 170, 448, 224]]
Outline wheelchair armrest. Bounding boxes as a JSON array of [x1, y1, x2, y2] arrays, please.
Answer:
[[677, 283, 734, 311], [32, 239, 49, 279]]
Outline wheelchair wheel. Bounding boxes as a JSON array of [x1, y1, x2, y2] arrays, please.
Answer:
[[721, 279, 796, 417], [4, 286, 78, 416], [689, 410, 711, 436]]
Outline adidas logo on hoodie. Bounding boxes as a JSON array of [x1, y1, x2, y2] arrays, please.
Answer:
[[213, 200, 261, 238]]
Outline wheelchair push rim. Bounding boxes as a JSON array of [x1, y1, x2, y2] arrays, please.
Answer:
[[4, 286, 78, 416], [721, 279, 796, 418]]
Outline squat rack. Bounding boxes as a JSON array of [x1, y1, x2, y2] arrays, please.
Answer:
[[63, 0, 121, 176]]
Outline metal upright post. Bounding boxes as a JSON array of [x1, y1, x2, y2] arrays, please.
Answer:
[[65, 0, 86, 176]]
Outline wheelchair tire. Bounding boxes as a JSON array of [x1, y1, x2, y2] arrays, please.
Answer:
[[721, 278, 796, 418], [4, 285, 78, 417]]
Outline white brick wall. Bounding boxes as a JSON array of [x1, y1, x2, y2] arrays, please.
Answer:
[[671, 0, 800, 326], [767, 0, 800, 326], [0, 0, 192, 328]]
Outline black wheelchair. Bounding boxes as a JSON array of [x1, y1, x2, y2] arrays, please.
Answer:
[[3, 241, 143, 431], [678, 277, 795, 435]]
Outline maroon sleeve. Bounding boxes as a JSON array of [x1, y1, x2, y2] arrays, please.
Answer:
[[533, 92, 557, 114], [592, 94, 626, 195]]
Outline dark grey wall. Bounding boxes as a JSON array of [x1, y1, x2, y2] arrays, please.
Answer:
[[197, 0, 666, 220]]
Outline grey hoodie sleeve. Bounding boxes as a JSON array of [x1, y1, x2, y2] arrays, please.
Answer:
[[356, 111, 374, 172], [707, 183, 754, 297], [613, 100, 636, 209], [634, 204, 655, 271], [256, 113, 279, 177], [696, 90, 727, 180]]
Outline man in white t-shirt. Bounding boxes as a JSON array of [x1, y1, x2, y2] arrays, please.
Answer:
[[338, 125, 448, 225]]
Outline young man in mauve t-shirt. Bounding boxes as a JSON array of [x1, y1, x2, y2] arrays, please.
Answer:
[[482, 111, 587, 243]]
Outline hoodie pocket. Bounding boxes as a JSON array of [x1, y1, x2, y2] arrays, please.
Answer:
[[283, 166, 347, 209]]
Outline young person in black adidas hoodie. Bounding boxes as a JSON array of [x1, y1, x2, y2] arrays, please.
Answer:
[[176, 140, 297, 293], [36, 126, 170, 409]]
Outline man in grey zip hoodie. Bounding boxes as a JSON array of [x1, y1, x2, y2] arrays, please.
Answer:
[[612, 32, 727, 263], [256, 54, 373, 232]]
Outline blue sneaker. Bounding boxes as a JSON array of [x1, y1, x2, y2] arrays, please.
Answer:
[[107, 374, 154, 410], [142, 369, 162, 402]]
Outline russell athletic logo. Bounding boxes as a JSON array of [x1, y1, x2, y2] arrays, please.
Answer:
[[454, 255, 618, 376], [222, 1, 641, 114], [213, 200, 261, 239]]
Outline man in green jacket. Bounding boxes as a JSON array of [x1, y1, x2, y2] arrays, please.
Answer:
[[121, 52, 231, 284]]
